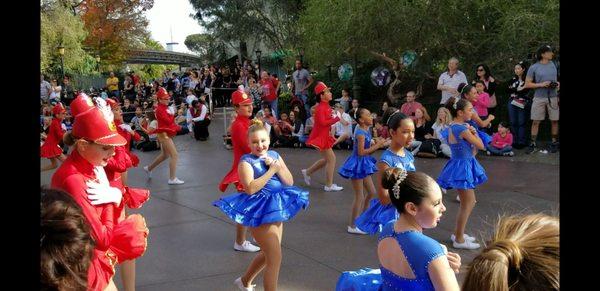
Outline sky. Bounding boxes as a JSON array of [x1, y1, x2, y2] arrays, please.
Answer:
[[145, 0, 205, 55]]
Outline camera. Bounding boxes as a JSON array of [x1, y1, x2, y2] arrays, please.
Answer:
[[549, 81, 558, 88]]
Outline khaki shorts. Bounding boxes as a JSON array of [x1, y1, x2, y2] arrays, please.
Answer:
[[531, 97, 559, 121]]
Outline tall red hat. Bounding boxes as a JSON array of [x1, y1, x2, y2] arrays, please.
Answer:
[[231, 89, 252, 105], [156, 87, 169, 100], [70, 93, 96, 117], [72, 107, 127, 146], [52, 103, 66, 115], [314, 81, 330, 95]]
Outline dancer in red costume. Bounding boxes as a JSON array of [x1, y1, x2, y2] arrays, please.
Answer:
[[51, 93, 149, 291], [301, 82, 344, 192], [143, 87, 185, 185], [41, 102, 67, 171], [105, 98, 150, 291], [219, 88, 261, 253]]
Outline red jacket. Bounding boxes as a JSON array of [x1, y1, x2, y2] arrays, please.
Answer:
[[51, 150, 148, 291], [40, 118, 65, 158], [155, 103, 180, 137], [306, 100, 339, 150], [219, 115, 251, 192]]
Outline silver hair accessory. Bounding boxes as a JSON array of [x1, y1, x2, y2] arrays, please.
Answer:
[[392, 168, 409, 199], [387, 110, 400, 126], [353, 108, 358, 120], [452, 98, 458, 110]]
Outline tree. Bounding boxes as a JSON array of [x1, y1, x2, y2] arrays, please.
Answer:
[[41, 1, 98, 76], [189, 0, 304, 55], [78, 0, 154, 66], [299, 0, 559, 81], [184, 33, 225, 64]]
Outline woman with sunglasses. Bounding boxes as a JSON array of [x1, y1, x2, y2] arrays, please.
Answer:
[[472, 64, 497, 116]]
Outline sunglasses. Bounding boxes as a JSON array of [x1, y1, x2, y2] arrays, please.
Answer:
[[477, 68, 485, 72]]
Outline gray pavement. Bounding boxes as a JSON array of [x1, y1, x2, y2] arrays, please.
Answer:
[[40, 114, 559, 291]]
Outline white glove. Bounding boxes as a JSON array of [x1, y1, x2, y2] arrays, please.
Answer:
[[167, 105, 176, 115], [93, 166, 110, 186], [192, 117, 202, 122], [61, 123, 67, 131], [86, 181, 123, 206], [118, 123, 133, 133]]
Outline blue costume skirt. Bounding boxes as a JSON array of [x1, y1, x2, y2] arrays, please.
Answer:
[[354, 199, 399, 235], [213, 186, 309, 227], [437, 158, 487, 190], [338, 155, 378, 180], [336, 268, 382, 291]]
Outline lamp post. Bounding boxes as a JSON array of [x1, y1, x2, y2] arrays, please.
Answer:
[[299, 48, 304, 64], [255, 49, 262, 75], [326, 63, 332, 81], [95, 55, 101, 73], [57, 45, 65, 84]]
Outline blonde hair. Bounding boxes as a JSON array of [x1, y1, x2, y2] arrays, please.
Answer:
[[248, 118, 268, 136], [434, 107, 452, 127], [463, 214, 559, 291]]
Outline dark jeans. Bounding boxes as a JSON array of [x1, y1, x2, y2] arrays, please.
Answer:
[[486, 144, 513, 155], [193, 119, 211, 140], [507, 99, 530, 145]]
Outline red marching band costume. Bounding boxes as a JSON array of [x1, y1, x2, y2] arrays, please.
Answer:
[[305, 82, 340, 150], [40, 103, 67, 158], [219, 89, 252, 192], [51, 94, 149, 291], [154, 87, 181, 137]]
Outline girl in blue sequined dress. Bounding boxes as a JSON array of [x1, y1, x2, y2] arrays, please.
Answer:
[[339, 108, 388, 235], [355, 110, 416, 235], [336, 168, 461, 291], [437, 97, 487, 250], [213, 119, 309, 291]]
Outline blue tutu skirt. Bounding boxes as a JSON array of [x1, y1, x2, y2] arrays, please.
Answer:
[[477, 129, 492, 146], [437, 158, 487, 190], [213, 186, 309, 227], [354, 199, 399, 235], [338, 155, 378, 179], [336, 268, 382, 291]]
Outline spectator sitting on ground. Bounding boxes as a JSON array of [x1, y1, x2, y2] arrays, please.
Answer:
[[185, 88, 197, 106], [379, 101, 390, 118], [332, 103, 353, 150], [486, 122, 514, 157], [175, 108, 190, 135], [41, 188, 95, 291], [261, 107, 278, 131], [289, 111, 305, 148], [373, 117, 389, 140], [41, 73, 52, 104], [273, 112, 295, 148], [121, 98, 136, 123], [462, 213, 559, 291], [137, 110, 160, 152], [411, 107, 439, 158], [431, 107, 452, 158], [334, 88, 351, 113], [400, 91, 430, 122], [291, 104, 307, 126], [254, 111, 273, 138], [303, 105, 316, 142], [49, 78, 62, 104]]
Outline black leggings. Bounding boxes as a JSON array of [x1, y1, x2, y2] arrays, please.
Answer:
[[193, 119, 211, 140]]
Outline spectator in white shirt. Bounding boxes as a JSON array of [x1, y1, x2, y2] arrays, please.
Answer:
[[437, 57, 468, 105], [40, 74, 52, 104], [332, 103, 353, 150], [185, 88, 198, 106]]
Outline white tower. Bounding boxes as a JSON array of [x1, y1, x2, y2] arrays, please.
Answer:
[[166, 26, 178, 52]]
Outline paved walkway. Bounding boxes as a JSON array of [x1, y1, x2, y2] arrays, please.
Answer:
[[40, 115, 559, 291]]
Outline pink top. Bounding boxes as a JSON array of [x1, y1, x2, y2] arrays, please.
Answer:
[[491, 132, 513, 149], [400, 101, 423, 121], [472, 92, 490, 117]]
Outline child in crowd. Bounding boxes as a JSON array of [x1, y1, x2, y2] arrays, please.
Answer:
[[486, 122, 514, 156], [334, 88, 351, 112], [473, 80, 490, 120], [373, 117, 389, 140], [273, 112, 294, 147], [332, 103, 353, 150], [338, 108, 387, 234], [355, 109, 416, 234], [289, 111, 305, 148], [213, 119, 309, 291], [431, 107, 452, 158], [302, 106, 316, 143]]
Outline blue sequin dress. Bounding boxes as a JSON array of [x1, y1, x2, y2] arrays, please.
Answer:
[[354, 149, 415, 235], [336, 221, 447, 291], [213, 151, 309, 227], [437, 124, 487, 190], [338, 127, 378, 179]]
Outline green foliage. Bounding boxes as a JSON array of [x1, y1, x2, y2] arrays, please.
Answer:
[[299, 0, 559, 81], [41, 2, 98, 77], [184, 33, 225, 64], [277, 91, 293, 116]]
